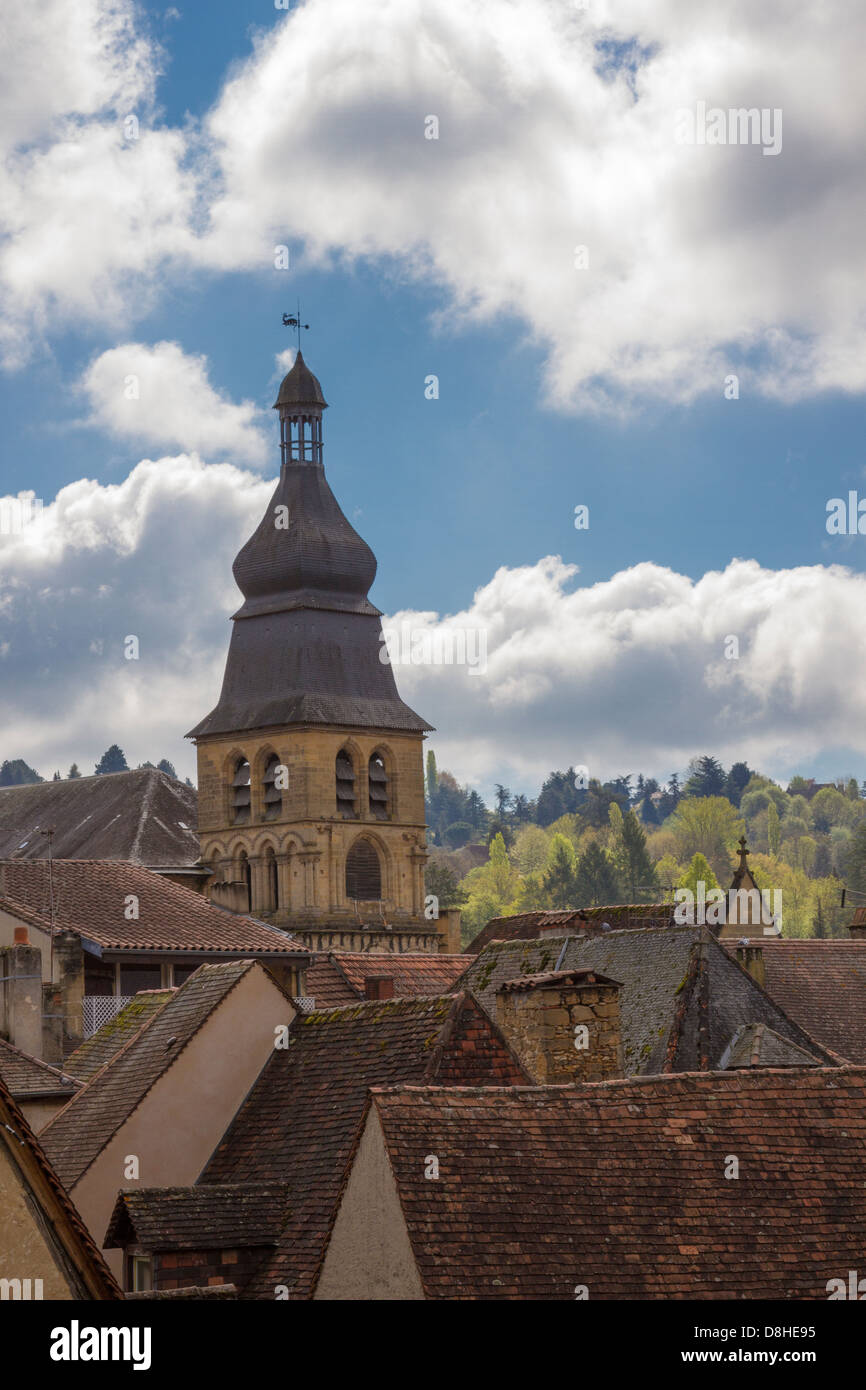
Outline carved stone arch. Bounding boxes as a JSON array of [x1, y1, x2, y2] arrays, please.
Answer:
[[225, 747, 251, 826], [335, 739, 362, 820], [367, 744, 395, 821]]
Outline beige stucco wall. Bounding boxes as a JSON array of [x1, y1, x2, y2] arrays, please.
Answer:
[[0, 1143, 75, 1299], [315, 1108, 423, 1301], [18, 1096, 69, 1133], [68, 964, 295, 1280]]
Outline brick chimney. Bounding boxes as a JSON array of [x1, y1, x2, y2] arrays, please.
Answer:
[[0, 933, 43, 1059], [364, 976, 395, 1001], [495, 969, 623, 1084], [734, 943, 766, 988]]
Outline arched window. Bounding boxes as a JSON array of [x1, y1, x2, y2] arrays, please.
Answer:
[[239, 851, 252, 913], [346, 839, 382, 901], [263, 754, 283, 821], [336, 749, 357, 818], [368, 752, 389, 820], [265, 848, 279, 913], [231, 758, 251, 824]]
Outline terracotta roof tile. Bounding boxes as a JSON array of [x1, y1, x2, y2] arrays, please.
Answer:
[[105, 1183, 291, 1250], [0, 1037, 80, 1099], [306, 952, 467, 1008], [64, 990, 176, 1084], [465, 903, 676, 954], [0, 859, 309, 955], [726, 939, 866, 1063], [201, 992, 528, 1297], [371, 1066, 866, 1299]]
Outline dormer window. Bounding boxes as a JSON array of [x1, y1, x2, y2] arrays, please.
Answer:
[[231, 758, 251, 824], [336, 750, 357, 818], [263, 754, 283, 820], [368, 753, 389, 820]]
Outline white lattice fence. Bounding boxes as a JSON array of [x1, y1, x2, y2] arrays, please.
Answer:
[[82, 995, 133, 1039]]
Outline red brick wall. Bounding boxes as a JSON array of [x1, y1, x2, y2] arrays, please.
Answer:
[[437, 998, 527, 1085], [155, 1248, 265, 1292]]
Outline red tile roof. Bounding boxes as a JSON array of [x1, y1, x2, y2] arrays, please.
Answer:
[[105, 1183, 291, 1251], [0, 859, 308, 955], [201, 992, 528, 1297], [64, 990, 176, 1084], [0, 1037, 80, 1100], [464, 903, 675, 954], [726, 939, 866, 1063], [306, 951, 467, 1008], [369, 1066, 866, 1300]]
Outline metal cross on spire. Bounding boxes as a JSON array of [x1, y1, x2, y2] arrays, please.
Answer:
[[282, 301, 309, 349]]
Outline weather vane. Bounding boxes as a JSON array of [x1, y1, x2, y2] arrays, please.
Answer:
[[282, 301, 309, 349]]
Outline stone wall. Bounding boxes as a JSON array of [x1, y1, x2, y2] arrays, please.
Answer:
[[495, 970, 623, 1084]]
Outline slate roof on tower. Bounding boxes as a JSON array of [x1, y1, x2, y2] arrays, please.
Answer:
[[188, 352, 431, 738]]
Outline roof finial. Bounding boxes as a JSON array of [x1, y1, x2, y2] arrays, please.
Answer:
[[737, 836, 749, 867], [282, 300, 309, 350]]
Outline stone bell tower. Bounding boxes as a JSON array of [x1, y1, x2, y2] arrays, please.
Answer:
[[187, 350, 439, 952]]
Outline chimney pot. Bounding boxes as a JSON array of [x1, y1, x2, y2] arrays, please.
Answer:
[[13, 926, 29, 945]]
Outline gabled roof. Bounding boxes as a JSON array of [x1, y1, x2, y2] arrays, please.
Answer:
[[0, 1072, 120, 1300], [41, 961, 274, 1188], [200, 992, 528, 1297], [0, 1037, 80, 1100], [0, 859, 309, 955], [464, 903, 675, 954], [726, 938, 866, 1063], [720, 1022, 821, 1069], [105, 1183, 291, 1251], [306, 952, 467, 1008], [0, 768, 200, 867], [457, 927, 833, 1074], [369, 1066, 866, 1299], [64, 990, 176, 1084]]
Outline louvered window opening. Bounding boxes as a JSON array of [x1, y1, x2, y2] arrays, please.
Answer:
[[336, 751, 357, 818], [266, 852, 279, 912], [263, 754, 283, 820], [368, 753, 389, 820], [346, 840, 382, 901], [232, 759, 251, 824]]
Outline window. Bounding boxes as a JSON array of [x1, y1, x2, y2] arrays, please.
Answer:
[[263, 754, 283, 820], [171, 964, 198, 987], [231, 758, 251, 824], [119, 965, 162, 995], [239, 851, 252, 913], [346, 839, 382, 901], [128, 1255, 153, 1292], [336, 750, 357, 818], [368, 752, 389, 820]]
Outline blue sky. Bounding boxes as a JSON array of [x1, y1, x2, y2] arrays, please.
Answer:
[[1, 0, 865, 795]]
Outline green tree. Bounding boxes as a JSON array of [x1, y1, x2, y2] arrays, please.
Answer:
[[724, 761, 753, 808], [767, 801, 781, 856], [845, 823, 866, 900], [67, 763, 81, 779], [811, 786, 859, 833], [424, 862, 468, 909], [0, 759, 43, 786], [425, 749, 438, 799], [668, 797, 743, 882], [443, 821, 473, 848], [512, 824, 550, 876], [574, 842, 618, 906], [541, 834, 579, 909], [95, 745, 129, 775], [157, 759, 177, 779], [683, 755, 726, 799], [678, 852, 720, 896], [618, 809, 658, 901]]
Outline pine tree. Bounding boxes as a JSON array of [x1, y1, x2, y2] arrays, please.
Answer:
[[619, 809, 658, 901], [157, 759, 177, 779], [426, 749, 438, 799], [67, 763, 81, 779], [574, 842, 618, 907], [94, 745, 129, 775], [52, 770, 61, 781], [541, 835, 578, 909], [768, 801, 781, 856]]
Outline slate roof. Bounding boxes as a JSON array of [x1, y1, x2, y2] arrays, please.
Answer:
[[726, 938, 866, 1063], [0, 1072, 121, 1299], [0, 859, 308, 955], [465, 903, 675, 954], [0, 1037, 80, 1099], [0, 768, 200, 867], [63, 990, 176, 1084], [457, 927, 833, 1075], [720, 1022, 821, 1070], [105, 1183, 291, 1251], [200, 992, 528, 1297], [41, 961, 267, 1188], [306, 952, 467, 1008], [369, 1066, 866, 1300]]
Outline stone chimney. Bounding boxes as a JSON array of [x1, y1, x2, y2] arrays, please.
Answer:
[[434, 908, 462, 953], [0, 929, 44, 1059], [495, 968, 623, 1084], [734, 943, 766, 989], [364, 976, 395, 1001]]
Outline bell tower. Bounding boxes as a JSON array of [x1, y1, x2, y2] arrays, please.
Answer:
[[187, 350, 439, 952]]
